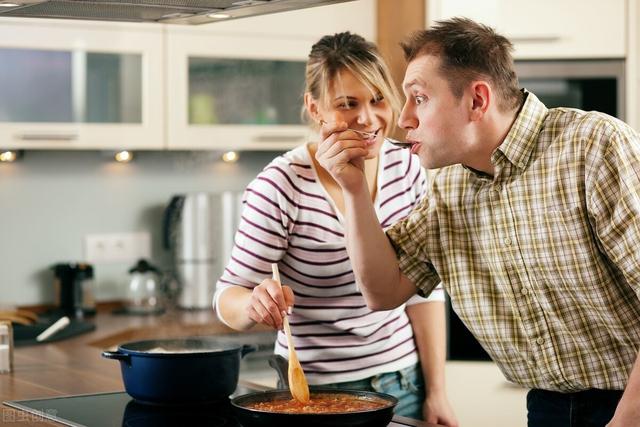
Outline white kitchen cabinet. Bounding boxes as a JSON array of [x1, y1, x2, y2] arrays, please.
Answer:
[[0, 1, 376, 151], [0, 18, 164, 150], [166, 30, 312, 151], [188, 0, 375, 43], [165, 0, 375, 151], [627, 0, 640, 131], [426, 0, 626, 59]]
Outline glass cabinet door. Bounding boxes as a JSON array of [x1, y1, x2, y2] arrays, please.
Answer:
[[188, 57, 305, 126], [0, 20, 163, 150], [0, 48, 142, 124], [167, 30, 314, 151]]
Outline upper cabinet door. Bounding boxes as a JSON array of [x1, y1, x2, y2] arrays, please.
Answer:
[[0, 19, 163, 150], [194, 0, 375, 40], [426, 0, 626, 59], [166, 0, 375, 151]]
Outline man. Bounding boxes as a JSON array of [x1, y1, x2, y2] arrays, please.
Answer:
[[314, 17, 640, 427]]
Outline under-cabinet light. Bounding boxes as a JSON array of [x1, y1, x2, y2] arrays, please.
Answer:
[[221, 151, 239, 163], [0, 150, 19, 162], [114, 150, 133, 163], [208, 13, 231, 19]]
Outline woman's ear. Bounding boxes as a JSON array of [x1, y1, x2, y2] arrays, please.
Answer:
[[469, 81, 491, 121], [304, 92, 322, 124]]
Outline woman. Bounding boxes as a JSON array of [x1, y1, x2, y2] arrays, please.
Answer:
[[214, 32, 457, 426]]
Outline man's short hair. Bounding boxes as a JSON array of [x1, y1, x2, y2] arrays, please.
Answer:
[[401, 17, 523, 112]]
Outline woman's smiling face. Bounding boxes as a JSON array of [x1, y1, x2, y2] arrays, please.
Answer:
[[307, 68, 393, 156]]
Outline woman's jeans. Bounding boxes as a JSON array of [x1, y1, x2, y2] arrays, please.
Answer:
[[527, 388, 623, 427], [315, 363, 425, 420]]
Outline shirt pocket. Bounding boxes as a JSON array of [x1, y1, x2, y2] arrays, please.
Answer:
[[529, 205, 600, 291]]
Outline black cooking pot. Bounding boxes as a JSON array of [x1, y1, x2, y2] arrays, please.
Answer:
[[102, 337, 255, 405], [231, 389, 397, 427]]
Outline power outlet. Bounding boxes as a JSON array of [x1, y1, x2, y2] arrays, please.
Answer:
[[84, 232, 151, 263]]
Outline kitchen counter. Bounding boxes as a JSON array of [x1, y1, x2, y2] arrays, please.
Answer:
[[0, 308, 273, 426], [0, 309, 440, 426]]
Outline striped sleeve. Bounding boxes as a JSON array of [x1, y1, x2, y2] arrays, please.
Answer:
[[214, 158, 298, 321]]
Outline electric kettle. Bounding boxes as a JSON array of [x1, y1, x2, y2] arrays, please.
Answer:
[[162, 192, 242, 309], [125, 259, 163, 314]]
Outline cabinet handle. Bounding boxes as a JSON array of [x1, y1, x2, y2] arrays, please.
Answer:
[[253, 135, 306, 143], [509, 35, 562, 43], [16, 133, 78, 141]]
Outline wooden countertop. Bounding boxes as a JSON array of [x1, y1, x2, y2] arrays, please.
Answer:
[[0, 308, 272, 426], [0, 309, 437, 427]]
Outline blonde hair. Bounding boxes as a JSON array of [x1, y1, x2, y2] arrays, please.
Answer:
[[303, 32, 401, 132]]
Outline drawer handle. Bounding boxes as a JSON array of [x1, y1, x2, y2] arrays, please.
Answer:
[[16, 133, 78, 141], [509, 35, 562, 43], [253, 134, 306, 143]]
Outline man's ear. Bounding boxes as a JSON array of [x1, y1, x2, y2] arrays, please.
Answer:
[[304, 92, 321, 123], [469, 81, 491, 121]]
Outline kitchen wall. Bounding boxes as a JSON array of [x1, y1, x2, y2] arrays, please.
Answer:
[[0, 149, 280, 306]]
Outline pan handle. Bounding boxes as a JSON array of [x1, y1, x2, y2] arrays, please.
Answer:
[[268, 354, 289, 387], [102, 350, 132, 366]]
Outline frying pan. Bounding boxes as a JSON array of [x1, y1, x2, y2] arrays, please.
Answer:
[[230, 355, 397, 427], [231, 389, 397, 427]]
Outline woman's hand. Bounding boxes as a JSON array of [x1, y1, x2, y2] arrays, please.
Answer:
[[423, 390, 459, 427], [245, 278, 295, 330], [315, 121, 374, 193]]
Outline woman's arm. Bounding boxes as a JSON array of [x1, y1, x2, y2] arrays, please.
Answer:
[[406, 301, 458, 427], [215, 286, 254, 331]]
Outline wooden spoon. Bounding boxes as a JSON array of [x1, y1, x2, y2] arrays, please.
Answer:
[[271, 263, 310, 404]]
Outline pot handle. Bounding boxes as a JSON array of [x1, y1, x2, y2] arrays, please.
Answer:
[[241, 344, 257, 358], [268, 354, 289, 387], [102, 350, 131, 365]]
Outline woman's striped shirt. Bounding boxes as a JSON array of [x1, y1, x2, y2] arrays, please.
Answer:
[[214, 141, 444, 384]]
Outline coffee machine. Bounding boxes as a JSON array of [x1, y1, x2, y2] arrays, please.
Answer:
[[163, 192, 242, 309], [52, 263, 96, 319]]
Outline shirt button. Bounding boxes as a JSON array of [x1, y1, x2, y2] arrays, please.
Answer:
[[504, 237, 512, 246], [521, 287, 529, 295], [536, 337, 545, 345]]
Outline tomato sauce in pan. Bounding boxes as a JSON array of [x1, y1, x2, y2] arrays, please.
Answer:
[[245, 393, 389, 414]]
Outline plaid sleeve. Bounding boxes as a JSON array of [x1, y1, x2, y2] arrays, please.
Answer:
[[587, 121, 640, 295], [405, 283, 445, 305], [385, 196, 441, 298]]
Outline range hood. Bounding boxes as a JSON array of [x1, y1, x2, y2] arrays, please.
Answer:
[[0, 0, 355, 25]]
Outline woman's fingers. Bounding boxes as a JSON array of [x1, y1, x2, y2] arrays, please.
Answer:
[[247, 305, 276, 329], [248, 290, 280, 328], [318, 120, 348, 142], [247, 279, 292, 330], [282, 286, 295, 310]]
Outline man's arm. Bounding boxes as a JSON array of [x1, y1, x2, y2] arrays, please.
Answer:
[[316, 123, 418, 310], [586, 124, 640, 425], [342, 176, 419, 310]]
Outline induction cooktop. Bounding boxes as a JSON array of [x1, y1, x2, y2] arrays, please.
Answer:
[[3, 386, 425, 427]]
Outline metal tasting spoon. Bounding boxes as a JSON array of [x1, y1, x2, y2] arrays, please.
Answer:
[[347, 128, 413, 149]]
